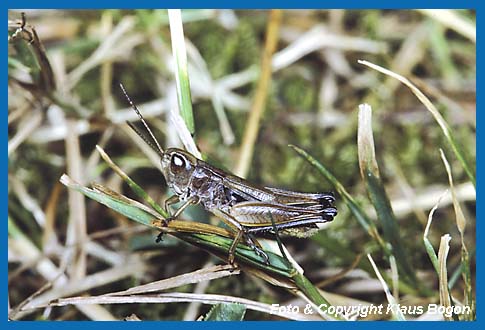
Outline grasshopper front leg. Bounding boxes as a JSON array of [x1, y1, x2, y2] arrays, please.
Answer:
[[156, 195, 199, 243], [163, 195, 200, 221], [164, 195, 180, 220]]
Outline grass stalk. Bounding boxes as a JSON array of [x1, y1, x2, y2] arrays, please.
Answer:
[[358, 104, 418, 287], [235, 10, 282, 177], [168, 9, 195, 134]]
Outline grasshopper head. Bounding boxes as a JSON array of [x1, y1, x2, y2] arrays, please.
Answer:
[[161, 148, 198, 196]]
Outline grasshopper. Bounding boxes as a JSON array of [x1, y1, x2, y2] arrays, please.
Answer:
[[120, 85, 337, 265]]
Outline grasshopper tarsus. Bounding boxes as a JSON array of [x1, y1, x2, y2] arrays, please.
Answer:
[[155, 216, 173, 243], [227, 252, 237, 268], [248, 240, 270, 265], [155, 232, 166, 243], [228, 261, 239, 272], [254, 246, 270, 265]]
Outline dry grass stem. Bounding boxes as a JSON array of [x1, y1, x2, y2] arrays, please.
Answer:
[[50, 292, 314, 321], [367, 254, 405, 320], [236, 10, 282, 177], [438, 234, 452, 320], [104, 264, 238, 297]]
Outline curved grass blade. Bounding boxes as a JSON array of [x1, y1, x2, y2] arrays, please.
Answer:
[[358, 60, 475, 187], [440, 149, 474, 319], [60, 174, 163, 227], [423, 189, 460, 320], [423, 190, 448, 274], [358, 105, 418, 287], [438, 234, 453, 320]]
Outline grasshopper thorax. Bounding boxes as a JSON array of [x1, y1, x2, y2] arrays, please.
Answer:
[[161, 148, 198, 196]]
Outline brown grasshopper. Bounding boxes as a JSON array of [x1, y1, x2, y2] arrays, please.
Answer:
[[120, 84, 337, 265]]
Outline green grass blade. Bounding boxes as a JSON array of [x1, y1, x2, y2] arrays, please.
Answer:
[[365, 171, 417, 284], [96, 145, 169, 219], [60, 174, 161, 228], [289, 144, 424, 296], [358, 105, 417, 286], [204, 303, 247, 321], [177, 232, 295, 279], [168, 9, 195, 134]]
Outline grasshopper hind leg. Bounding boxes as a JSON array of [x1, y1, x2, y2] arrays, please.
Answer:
[[245, 233, 270, 265], [228, 230, 243, 267], [210, 209, 270, 266], [227, 230, 270, 266]]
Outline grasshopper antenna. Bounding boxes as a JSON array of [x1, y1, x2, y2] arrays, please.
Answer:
[[119, 83, 165, 157]]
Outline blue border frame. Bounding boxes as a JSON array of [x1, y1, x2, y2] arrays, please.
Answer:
[[5, 1, 479, 328], [4, 1, 478, 9]]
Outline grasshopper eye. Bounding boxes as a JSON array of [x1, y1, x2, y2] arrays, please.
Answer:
[[170, 154, 187, 173]]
